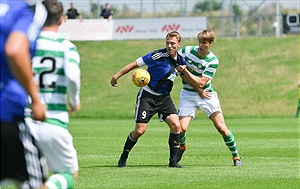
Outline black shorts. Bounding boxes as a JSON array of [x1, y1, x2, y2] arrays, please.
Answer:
[[134, 88, 177, 123], [1, 117, 47, 188]]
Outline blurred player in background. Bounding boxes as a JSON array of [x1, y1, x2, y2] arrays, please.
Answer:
[[177, 30, 242, 166], [111, 31, 186, 168], [25, 0, 81, 188], [0, 0, 48, 188]]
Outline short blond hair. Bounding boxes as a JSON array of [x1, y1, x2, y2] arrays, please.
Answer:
[[166, 31, 182, 43], [197, 30, 215, 43]]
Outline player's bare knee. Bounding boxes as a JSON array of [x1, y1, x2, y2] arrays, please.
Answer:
[[169, 123, 181, 133], [216, 126, 229, 137], [181, 127, 187, 133], [73, 172, 78, 182], [133, 129, 146, 137], [137, 130, 146, 136]]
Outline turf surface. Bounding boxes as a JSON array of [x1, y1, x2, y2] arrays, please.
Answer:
[[70, 117, 299, 189]]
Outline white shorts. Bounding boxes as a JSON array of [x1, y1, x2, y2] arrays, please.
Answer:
[[178, 89, 222, 118], [25, 119, 78, 174]]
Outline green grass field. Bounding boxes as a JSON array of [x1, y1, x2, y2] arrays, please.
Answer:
[[70, 117, 299, 189], [68, 35, 299, 188], [3, 36, 299, 189], [73, 35, 298, 119], [69, 36, 299, 188]]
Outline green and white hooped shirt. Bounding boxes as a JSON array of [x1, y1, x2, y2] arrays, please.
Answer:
[[28, 31, 81, 129], [179, 46, 219, 93]]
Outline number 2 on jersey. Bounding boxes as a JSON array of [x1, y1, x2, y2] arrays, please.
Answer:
[[38, 57, 56, 90]]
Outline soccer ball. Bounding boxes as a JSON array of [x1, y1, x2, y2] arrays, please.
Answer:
[[132, 68, 150, 87]]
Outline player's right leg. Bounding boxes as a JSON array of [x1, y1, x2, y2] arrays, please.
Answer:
[[177, 116, 192, 163], [118, 89, 153, 167], [118, 126, 149, 167], [46, 173, 75, 189], [26, 120, 79, 188], [1, 118, 47, 189], [118, 123, 147, 167], [118, 133, 136, 167], [164, 113, 183, 168], [209, 112, 242, 166], [177, 89, 198, 163]]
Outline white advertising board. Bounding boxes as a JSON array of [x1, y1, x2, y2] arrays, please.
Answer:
[[58, 19, 113, 41], [113, 17, 207, 40], [57, 17, 206, 41]]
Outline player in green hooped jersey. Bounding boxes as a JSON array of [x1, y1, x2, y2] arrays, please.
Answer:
[[25, 1, 81, 188], [176, 30, 242, 166]]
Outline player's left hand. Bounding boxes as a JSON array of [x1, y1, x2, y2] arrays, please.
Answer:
[[198, 89, 211, 99], [69, 102, 81, 112], [177, 65, 186, 73], [31, 101, 46, 121], [110, 76, 118, 87]]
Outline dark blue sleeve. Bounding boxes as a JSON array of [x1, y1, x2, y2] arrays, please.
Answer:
[[178, 54, 187, 66]]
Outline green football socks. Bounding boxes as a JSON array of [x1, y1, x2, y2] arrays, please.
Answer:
[[46, 173, 74, 189], [223, 131, 239, 158], [179, 132, 187, 147]]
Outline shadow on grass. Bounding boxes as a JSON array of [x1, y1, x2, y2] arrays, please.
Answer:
[[81, 163, 232, 169], [81, 164, 168, 168]]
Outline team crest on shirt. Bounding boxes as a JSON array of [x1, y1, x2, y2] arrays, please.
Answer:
[[198, 61, 205, 70], [187, 65, 194, 73]]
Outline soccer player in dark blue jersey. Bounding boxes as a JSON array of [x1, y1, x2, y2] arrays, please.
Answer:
[[111, 31, 186, 168], [0, 0, 47, 188]]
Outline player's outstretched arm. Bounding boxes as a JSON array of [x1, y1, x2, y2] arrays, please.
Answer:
[[110, 61, 139, 87]]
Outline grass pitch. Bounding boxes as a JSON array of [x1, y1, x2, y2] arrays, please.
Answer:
[[74, 36, 298, 119], [70, 117, 299, 189], [3, 36, 298, 189], [69, 36, 299, 188]]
